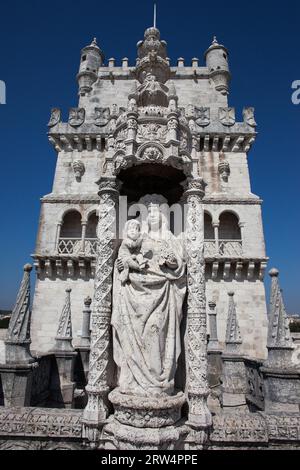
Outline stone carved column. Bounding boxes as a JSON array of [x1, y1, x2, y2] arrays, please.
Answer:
[[81, 221, 87, 254], [212, 222, 219, 256], [184, 178, 212, 430], [82, 177, 119, 442], [208, 301, 220, 350]]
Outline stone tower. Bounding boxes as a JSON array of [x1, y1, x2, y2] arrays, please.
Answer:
[[31, 26, 268, 361]]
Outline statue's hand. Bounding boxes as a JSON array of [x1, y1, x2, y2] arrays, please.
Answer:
[[117, 258, 124, 272], [165, 252, 178, 269]]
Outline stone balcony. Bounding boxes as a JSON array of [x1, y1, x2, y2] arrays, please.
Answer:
[[32, 238, 267, 281], [57, 238, 97, 256], [204, 239, 243, 258]]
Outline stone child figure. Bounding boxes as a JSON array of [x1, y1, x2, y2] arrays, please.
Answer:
[[117, 219, 148, 285], [111, 199, 187, 397]]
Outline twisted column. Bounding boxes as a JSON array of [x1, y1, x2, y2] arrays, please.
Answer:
[[184, 178, 212, 429], [82, 177, 119, 442]]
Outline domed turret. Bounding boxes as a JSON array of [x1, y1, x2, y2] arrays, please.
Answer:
[[205, 36, 230, 95], [136, 26, 170, 84], [77, 38, 104, 96]]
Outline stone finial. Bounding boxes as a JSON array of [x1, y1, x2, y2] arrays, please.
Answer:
[[55, 288, 74, 351], [267, 268, 293, 349], [5, 264, 35, 364], [79, 296, 92, 349], [6, 264, 33, 346], [225, 292, 242, 351], [212, 36, 219, 45]]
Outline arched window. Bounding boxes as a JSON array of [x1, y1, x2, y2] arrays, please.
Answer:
[[85, 212, 99, 255], [204, 212, 214, 240], [58, 211, 82, 254], [86, 212, 98, 238], [218, 212, 242, 256], [219, 212, 241, 240], [204, 212, 216, 257]]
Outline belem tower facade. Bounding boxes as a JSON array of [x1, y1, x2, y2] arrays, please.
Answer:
[[0, 22, 299, 451]]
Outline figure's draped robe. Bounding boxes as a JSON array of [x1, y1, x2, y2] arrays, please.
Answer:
[[112, 232, 186, 396]]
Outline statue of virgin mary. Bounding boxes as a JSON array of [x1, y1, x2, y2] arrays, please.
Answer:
[[111, 195, 187, 397]]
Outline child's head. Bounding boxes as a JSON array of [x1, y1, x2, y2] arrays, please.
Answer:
[[124, 219, 141, 241]]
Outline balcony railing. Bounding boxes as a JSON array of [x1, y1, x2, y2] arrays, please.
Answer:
[[204, 239, 243, 257], [57, 238, 97, 256], [57, 238, 242, 258]]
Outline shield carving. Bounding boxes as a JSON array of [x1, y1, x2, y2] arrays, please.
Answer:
[[243, 107, 257, 127], [195, 107, 210, 127], [219, 107, 235, 126], [68, 108, 85, 127], [94, 107, 110, 126], [48, 108, 61, 127]]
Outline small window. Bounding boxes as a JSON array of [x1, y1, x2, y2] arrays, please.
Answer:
[[223, 53, 227, 60], [82, 55, 87, 62]]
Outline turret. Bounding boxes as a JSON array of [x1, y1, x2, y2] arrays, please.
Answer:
[[205, 36, 230, 95], [77, 38, 104, 96]]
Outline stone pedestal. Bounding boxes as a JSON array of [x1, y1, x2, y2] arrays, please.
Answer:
[[54, 351, 77, 408], [261, 366, 300, 413], [77, 347, 90, 383], [109, 388, 185, 428], [0, 362, 37, 407], [102, 388, 187, 450], [207, 350, 223, 413], [221, 354, 247, 410]]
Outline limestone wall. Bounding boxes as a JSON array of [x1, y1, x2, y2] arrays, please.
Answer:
[[206, 279, 268, 359], [31, 277, 94, 355]]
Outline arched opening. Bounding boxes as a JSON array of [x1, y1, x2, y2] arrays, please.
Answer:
[[58, 211, 82, 254], [204, 212, 215, 257], [218, 211, 242, 257], [117, 163, 187, 205], [204, 212, 214, 239], [85, 211, 99, 255]]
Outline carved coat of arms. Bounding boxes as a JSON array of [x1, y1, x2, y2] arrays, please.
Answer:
[[219, 107, 235, 126], [195, 107, 210, 127], [94, 107, 111, 126], [48, 108, 61, 127], [243, 107, 257, 127], [68, 108, 85, 127]]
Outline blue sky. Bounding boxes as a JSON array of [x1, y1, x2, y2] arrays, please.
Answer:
[[0, 0, 299, 312]]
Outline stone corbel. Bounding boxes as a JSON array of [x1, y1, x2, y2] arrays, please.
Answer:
[[223, 136, 231, 152], [45, 259, 53, 278], [212, 261, 219, 280], [56, 259, 63, 278], [235, 261, 244, 281], [259, 261, 267, 281], [60, 135, 73, 152], [84, 136, 92, 151], [73, 135, 83, 152], [223, 261, 231, 280], [204, 135, 210, 151], [247, 261, 256, 280], [67, 259, 75, 278]]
